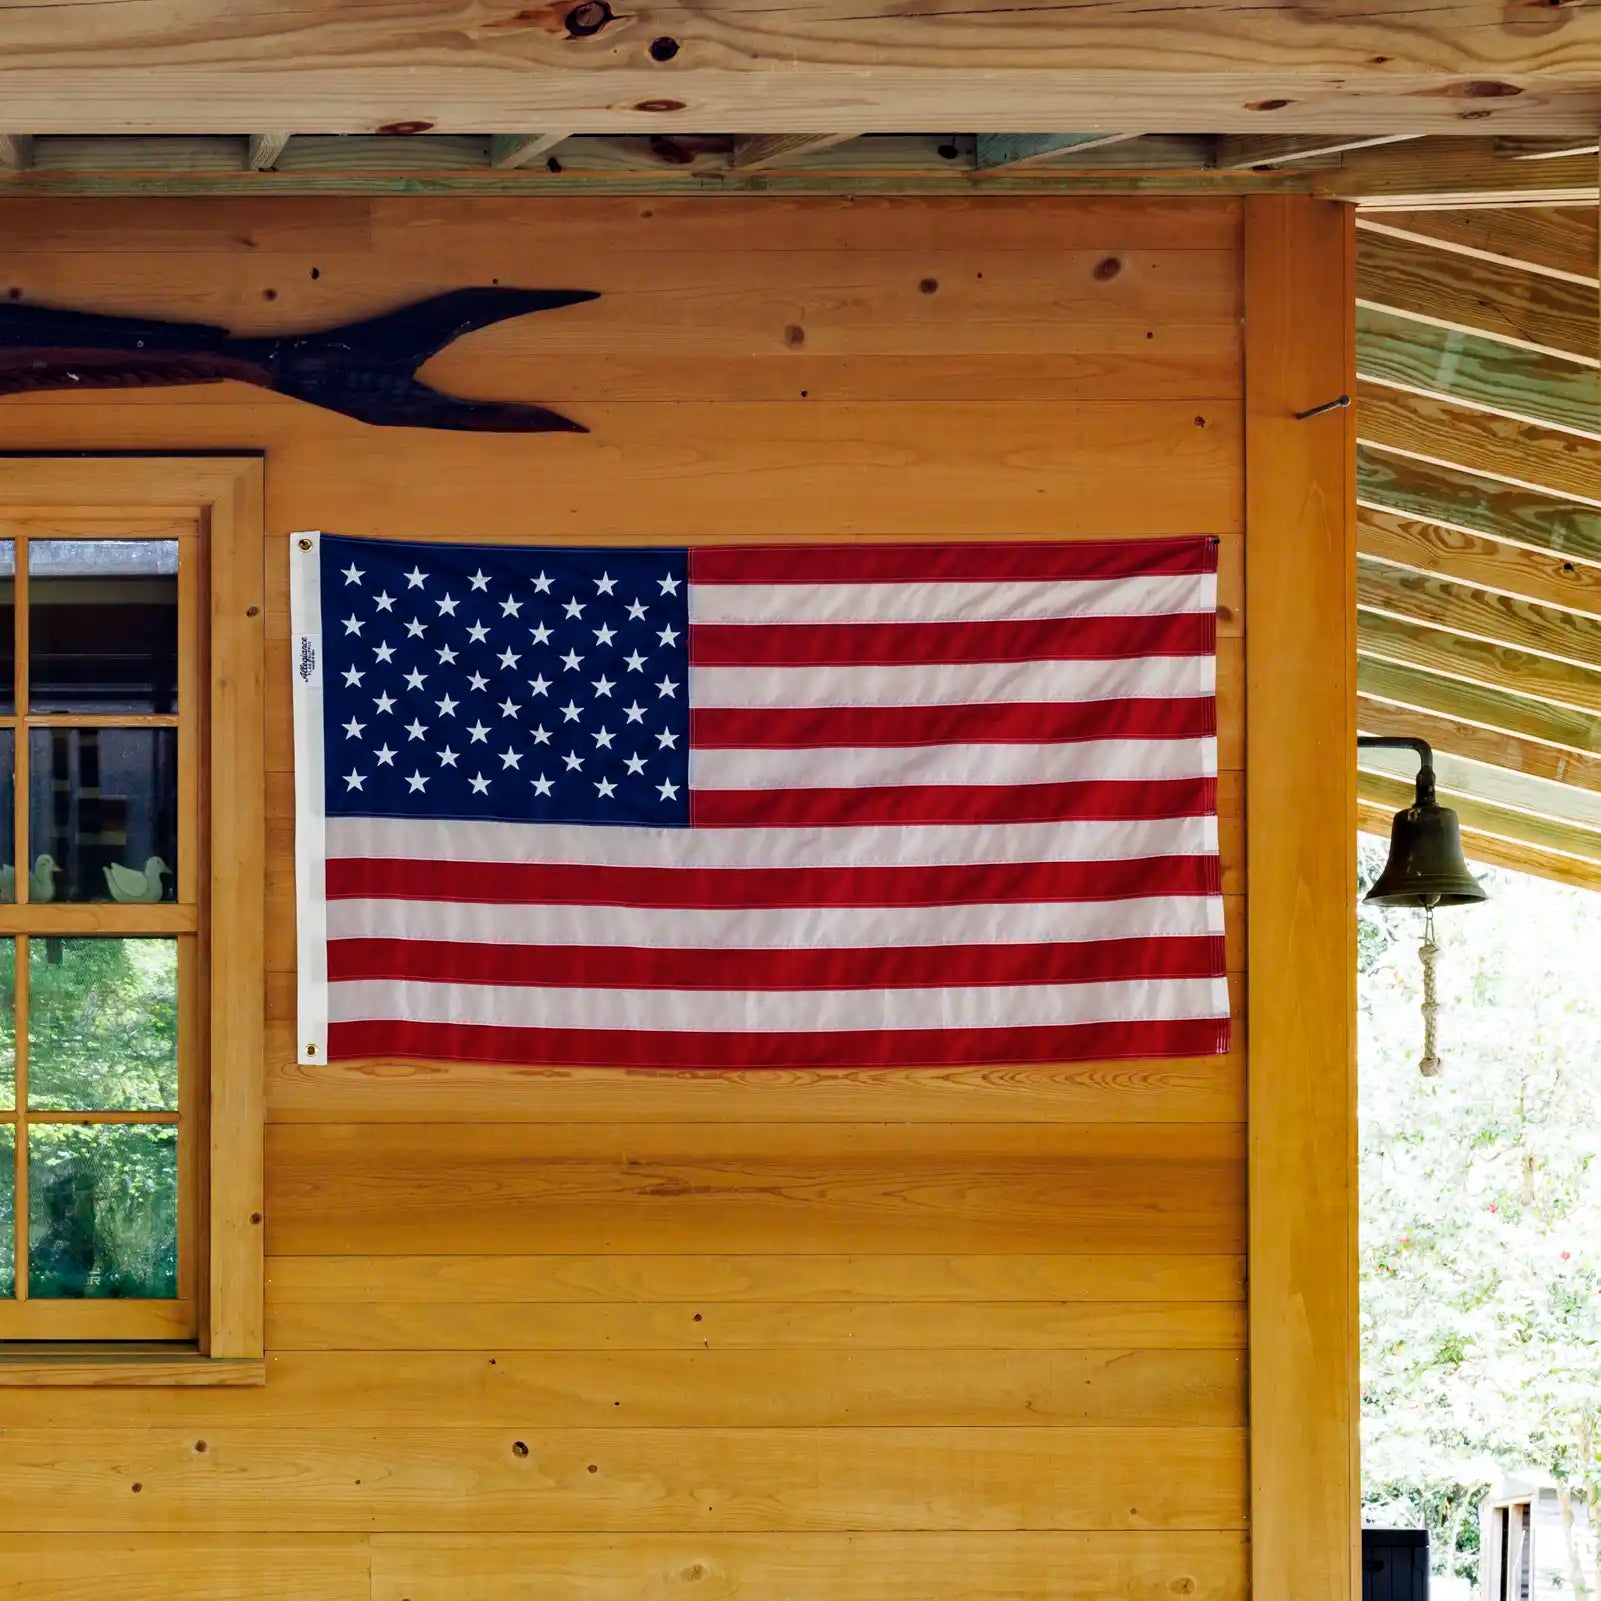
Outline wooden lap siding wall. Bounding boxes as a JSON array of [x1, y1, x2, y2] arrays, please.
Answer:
[[0, 195, 1271, 1601]]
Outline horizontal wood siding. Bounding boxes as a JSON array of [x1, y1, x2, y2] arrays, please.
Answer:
[[0, 195, 1248, 1601]]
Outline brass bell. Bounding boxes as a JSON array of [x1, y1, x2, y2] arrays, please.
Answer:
[[1360, 735, 1487, 909]]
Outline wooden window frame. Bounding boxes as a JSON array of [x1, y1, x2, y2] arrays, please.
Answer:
[[0, 457, 264, 1384], [3, 512, 198, 1341]]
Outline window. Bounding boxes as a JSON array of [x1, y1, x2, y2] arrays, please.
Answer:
[[0, 459, 263, 1372]]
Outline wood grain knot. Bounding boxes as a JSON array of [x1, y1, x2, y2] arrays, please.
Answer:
[[564, 1, 612, 36]]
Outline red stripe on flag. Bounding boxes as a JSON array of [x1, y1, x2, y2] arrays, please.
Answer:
[[692, 776, 1217, 829], [692, 611, 1213, 667], [690, 538, 1219, 586], [328, 1015, 1232, 1068], [326, 853, 1218, 908], [328, 933, 1227, 991], [691, 697, 1217, 749]]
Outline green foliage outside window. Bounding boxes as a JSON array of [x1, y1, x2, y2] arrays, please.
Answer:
[[28, 936, 177, 1111], [0, 937, 179, 1301], [29, 1124, 176, 1300], [1361, 838, 1601, 1595]]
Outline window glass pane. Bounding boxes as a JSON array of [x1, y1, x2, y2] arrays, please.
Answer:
[[28, 538, 179, 714], [28, 938, 177, 1112], [0, 1125, 12, 1298], [0, 941, 12, 1113], [0, 540, 13, 714], [28, 727, 177, 903], [28, 1124, 177, 1299]]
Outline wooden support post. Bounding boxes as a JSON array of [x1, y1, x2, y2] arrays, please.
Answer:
[[1244, 194, 1360, 1601], [0, 135, 33, 172]]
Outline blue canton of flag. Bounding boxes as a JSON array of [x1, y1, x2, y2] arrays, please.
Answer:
[[319, 535, 691, 826]]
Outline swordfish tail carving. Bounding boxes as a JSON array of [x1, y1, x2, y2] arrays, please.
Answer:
[[0, 287, 601, 433]]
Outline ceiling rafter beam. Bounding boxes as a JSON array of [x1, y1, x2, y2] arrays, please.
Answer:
[[1357, 758, 1601, 851], [1358, 556, 1601, 676], [729, 133, 861, 171], [1357, 449, 1601, 571], [1216, 132, 1417, 169], [1327, 140, 1600, 209], [244, 132, 292, 170], [0, 132, 1291, 196], [489, 133, 571, 169], [1358, 383, 1601, 510], [1358, 694, 1601, 798], [1356, 308, 1601, 440], [1358, 656, 1601, 764], [1359, 505, 1601, 618], [1357, 607, 1601, 720], [1356, 209, 1599, 287], [1357, 230, 1597, 365], [972, 133, 1149, 172], [1497, 138, 1601, 161], [13, 9, 1601, 135]]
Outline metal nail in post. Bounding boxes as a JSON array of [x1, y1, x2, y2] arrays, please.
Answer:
[[1293, 393, 1351, 422]]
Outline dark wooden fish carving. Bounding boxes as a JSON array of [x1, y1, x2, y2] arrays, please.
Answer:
[[0, 287, 600, 433]]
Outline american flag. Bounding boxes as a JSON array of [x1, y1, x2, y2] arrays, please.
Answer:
[[291, 532, 1229, 1069]]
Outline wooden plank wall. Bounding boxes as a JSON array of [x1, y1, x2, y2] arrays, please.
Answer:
[[0, 195, 1249, 1601]]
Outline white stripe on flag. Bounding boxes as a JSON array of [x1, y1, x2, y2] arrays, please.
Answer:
[[691, 655, 1216, 709], [692, 737, 1217, 791], [327, 893, 1226, 950], [289, 529, 330, 1067], [327, 974, 1233, 1033], [325, 814, 1222, 869], [691, 572, 1216, 627]]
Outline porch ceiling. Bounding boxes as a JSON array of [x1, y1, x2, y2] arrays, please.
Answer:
[[1356, 205, 1601, 891]]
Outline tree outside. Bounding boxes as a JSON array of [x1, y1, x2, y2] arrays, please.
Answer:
[[1361, 837, 1601, 1595], [0, 935, 178, 1300]]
